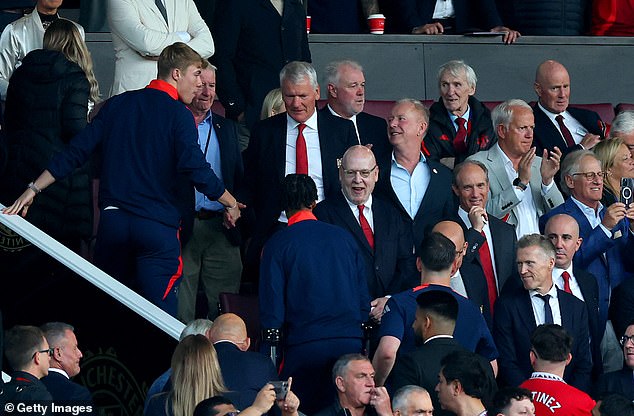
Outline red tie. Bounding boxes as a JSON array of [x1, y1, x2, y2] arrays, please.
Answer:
[[555, 115, 576, 148], [296, 123, 308, 175], [479, 231, 497, 313], [453, 117, 468, 154], [561, 271, 572, 294], [358, 205, 374, 250]]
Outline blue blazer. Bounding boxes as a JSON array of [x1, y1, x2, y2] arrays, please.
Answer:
[[41, 371, 92, 402], [493, 287, 593, 393], [539, 197, 634, 331], [314, 192, 418, 299]]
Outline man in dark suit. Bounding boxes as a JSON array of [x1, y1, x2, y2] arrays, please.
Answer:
[[423, 60, 496, 166], [211, 0, 310, 133], [243, 61, 358, 281], [319, 60, 391, 160], [40, 322, 92, 403], [380, 0, 519, 43], [314, 145, 417, 320], [539, 150, 634, 337], [177, 62, 244, 322], [452, 160, 520, 323], [532, 60, 605, 157], [493, 234, 593, 393], [544, 213, 603, 379], [610, 280, 634, 341], [375, 99, 456, 251], [208, 313, 278, 410], [596, 321, 634, 401], [388, 290, 466, 415]]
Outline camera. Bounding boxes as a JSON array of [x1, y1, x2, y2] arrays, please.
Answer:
[[270, 380, 289, 400], [621, 178, 634, 207]]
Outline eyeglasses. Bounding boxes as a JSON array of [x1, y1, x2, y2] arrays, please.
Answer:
[[341, 165, 377, 178], [620, 335, 634, 346], [571, 171, 606, 181], [32, 348, 54, 359]]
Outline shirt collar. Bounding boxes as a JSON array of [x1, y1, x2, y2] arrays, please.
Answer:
[[529, 371, 566, 383], [530, 283, 558, 299], [424, 334, 453, 344], [342, 190, 373, 210], [391, 150, 427, 166], [288, 109, 318, 131], [147, 79, 179, 100], [570, 195, 603, 217], [48, 367, 69, 379], [496, 143, 515, 170], [327, 103, 357, 124], [553, 264, 574, 278], [448, 105, 471, 123], [287, 210, 317, 226]]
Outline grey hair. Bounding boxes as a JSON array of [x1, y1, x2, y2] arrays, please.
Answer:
[[280, 61, 318, 89], [610, 111, 634, 138], [180, 319, 214, 341], [331, 353, 370, 384], [324, 60, 363, 87], [517, 233, 556, 260], [453, 160, 490, 186], [558, 149, 598, 194], [392, 386, 430, 413], [491, 99, 532, 130], [395, 98, 430, 123], [438, 60, 477, 89], [41, 322, 75, 348]]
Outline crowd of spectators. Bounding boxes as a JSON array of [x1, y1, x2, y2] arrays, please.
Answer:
[[2, 1, 634, 415]]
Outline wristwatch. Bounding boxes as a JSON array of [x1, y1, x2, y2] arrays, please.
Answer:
[[513, 177, 528, 191]]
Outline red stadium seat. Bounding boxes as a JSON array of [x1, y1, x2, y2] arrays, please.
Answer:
[[616, 103, 634, 114]]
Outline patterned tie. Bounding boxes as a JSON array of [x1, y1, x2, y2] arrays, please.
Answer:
[[453, 117, 468, 154], [479, 231, 497, 313], [555, 115, 575, 147], [561, 271, 572, 294], [358, 205, 374, 250], [536, 294, 554, 324], [296, 123, 308, 175]]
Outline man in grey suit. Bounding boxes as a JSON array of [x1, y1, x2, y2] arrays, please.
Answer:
[[467, 99, 564, 238]]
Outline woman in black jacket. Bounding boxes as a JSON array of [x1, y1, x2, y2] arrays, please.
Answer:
[[1, 18, 100, 252]]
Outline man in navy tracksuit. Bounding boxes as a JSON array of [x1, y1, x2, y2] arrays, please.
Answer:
[[3, 43, 242, 316]]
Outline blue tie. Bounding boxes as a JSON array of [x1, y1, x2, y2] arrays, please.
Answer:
[[537, 294, 554, 324]]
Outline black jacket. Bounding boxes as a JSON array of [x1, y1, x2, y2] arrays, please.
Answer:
[[1, 49, 92, 243], [496, 0, 589, 35]]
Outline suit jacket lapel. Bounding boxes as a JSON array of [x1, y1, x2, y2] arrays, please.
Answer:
[[520, 292, 538, 333], [274, 116, 288, 184], [333, 193, 374, 254]]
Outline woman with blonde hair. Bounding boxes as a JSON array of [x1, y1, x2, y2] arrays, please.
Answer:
[[594, 137, 634, 206], [0, 18, 99, 252], [260, 88, 286, 119], [145, 335, 229, 416]]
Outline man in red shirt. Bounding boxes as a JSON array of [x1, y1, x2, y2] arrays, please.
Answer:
[[520, 324, 595, 416]]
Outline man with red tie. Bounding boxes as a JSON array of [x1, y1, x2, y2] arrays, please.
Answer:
[[242, 61, 358, 280], [314, 145, 418, 321], [421, 60, 496, 166], [452, 160, 520, 323], [544, 213, 603, 379]]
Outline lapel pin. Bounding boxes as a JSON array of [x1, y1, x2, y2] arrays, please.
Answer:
[[432, 168, 437, 174]]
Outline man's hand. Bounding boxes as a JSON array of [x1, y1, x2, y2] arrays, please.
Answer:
[[626, 205, 634, 232], [370, 386, 392, 416], [518, 147, 536, 185], [412, 22, 444, 34], [490, 26, 520, 44], [278, 378, 300, 416], [223, 202, 246, 228], [468, 205, 488, 232], [602, 202, 627, 230], [580, 133, 602, 150], [540, 147, 562, 185], [370, 297, 389, 322], [252, 384, 277, 414]]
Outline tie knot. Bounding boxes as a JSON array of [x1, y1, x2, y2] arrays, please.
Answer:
[[456, 117, 466, 128], [561, 271, 571, 280], [358, 204, 365, 212], [555, 114, 564, 122], [298, 123, 306, 134], [536, 293, 551, 303]]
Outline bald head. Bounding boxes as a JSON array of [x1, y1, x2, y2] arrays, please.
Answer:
[[544, 214, 582, 269], [534, 60, 570, 114], [209, 313, 250, 351], [432, 221, 466, 272], [339, 145, 379, 205]]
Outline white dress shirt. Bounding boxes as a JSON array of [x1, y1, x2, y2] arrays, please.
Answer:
[[432, 0, 455, 19], [328, 104, 360, 143], [458, 206, 500, 287], [538, 102, 589, 145], [344, 192, 374, 231], [530, 284, 562, 326], [552, 265, 585, 302]]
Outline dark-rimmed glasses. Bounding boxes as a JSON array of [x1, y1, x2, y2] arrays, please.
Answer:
[[32, 347, 54, 359], [620, 335, 634, 346], [341, 165, 378, 178], [571, 171, 605, 181]]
